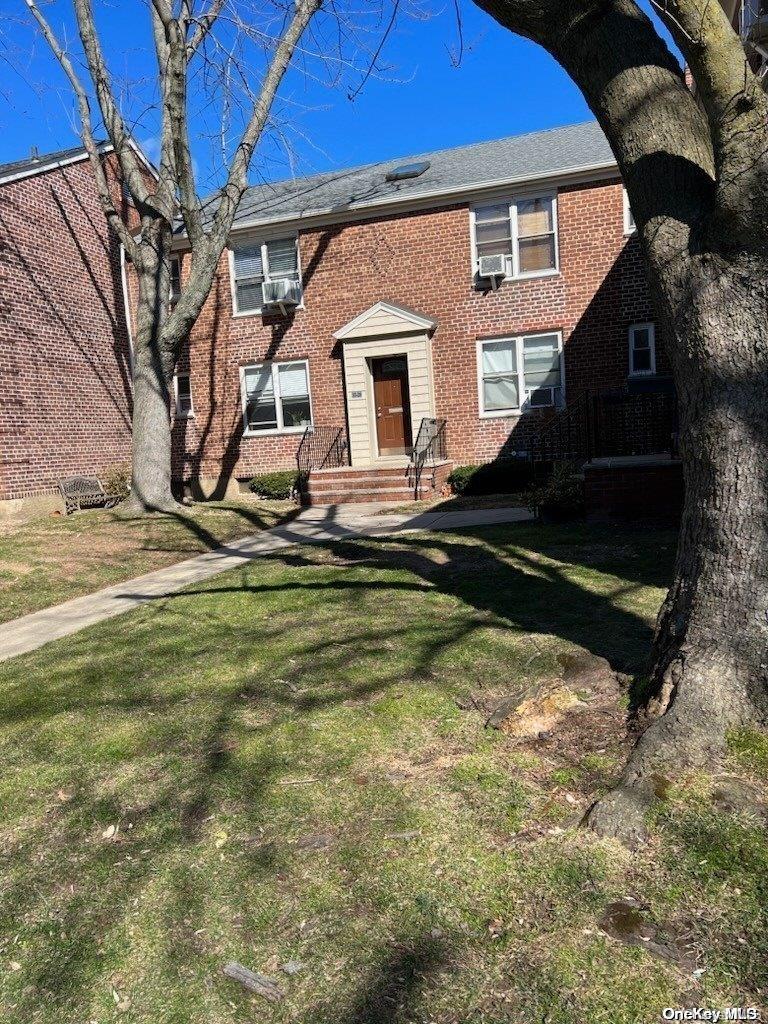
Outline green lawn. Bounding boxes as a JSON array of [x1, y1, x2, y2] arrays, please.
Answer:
[[0, 523, 765, 1023], [0, 499, 294, 623]]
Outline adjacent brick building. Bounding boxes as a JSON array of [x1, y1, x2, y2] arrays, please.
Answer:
[[0, 144, 136, 509], [163, 121, 672, 502]]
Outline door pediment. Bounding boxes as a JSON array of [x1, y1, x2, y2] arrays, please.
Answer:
[[333, 301, 436, 341]]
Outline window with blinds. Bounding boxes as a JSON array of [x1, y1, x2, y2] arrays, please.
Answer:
[[241, 360, 312, 433], [478, 332, 563, 415], [473, 195, 558, 279], [231, 236, 301, 313]]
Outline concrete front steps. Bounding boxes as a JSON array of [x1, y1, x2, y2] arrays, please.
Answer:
[[304, 461, 453, 506]]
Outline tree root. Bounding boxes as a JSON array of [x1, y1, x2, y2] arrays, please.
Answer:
[[118, 494, 185, 516], [584, 653, 758, 847]]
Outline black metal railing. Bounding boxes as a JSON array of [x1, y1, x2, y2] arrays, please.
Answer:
[[590, 387, 678, 459], [530, 385, 678, 464], [529, 391, 593, 464], [408, 417, 447, 498], [296, 425, 349, 477]]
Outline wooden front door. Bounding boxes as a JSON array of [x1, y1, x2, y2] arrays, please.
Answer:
[[372, 356, 412, 456]]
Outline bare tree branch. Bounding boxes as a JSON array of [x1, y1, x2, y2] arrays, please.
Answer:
[[187, 0, 226, 56], [71, 0, 159, 213], [22, 0, 140, 261]]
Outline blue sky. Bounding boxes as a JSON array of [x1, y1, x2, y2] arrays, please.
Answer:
[[0, 1, 676, 190]]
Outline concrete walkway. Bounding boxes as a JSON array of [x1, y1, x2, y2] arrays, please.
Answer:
[[0, 503, 533, 663]]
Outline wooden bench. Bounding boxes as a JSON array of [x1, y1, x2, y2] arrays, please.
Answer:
[[58, 476, 122, 515]]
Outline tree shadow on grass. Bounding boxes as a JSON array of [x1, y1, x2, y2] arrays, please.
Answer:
[[314, 935, 448, 1024], [0, 521, 674, 1020], [169, 520, 674, 677]]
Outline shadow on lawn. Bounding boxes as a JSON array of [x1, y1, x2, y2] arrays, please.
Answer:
[[0, 519, 675, 1019], [111, 498, 303, 555], [319, 935, 448, 1024], [173, 519, 673, 677]]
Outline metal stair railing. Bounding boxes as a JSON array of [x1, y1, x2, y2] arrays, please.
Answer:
[[408, 418, 447, 499], [296, 425, 349, 480]]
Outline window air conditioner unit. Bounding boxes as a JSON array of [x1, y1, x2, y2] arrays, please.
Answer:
[[478, 253, 507, 283], [261, 278, 301, 309]]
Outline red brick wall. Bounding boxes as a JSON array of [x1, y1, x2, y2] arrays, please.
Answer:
[[157, 177, 663, 486], [584, 460, 684, 523], [0, 155, 134, 500]]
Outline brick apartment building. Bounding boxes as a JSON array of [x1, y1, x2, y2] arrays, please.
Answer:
[[0, 144, 137, 510], [160, 121, 674, 505], [0, 122, 678, 513]]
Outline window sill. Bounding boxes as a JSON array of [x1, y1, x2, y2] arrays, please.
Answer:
[[479, 407, 555, 420], [231, 302, 305, 319], [174, 413, 195, 420], [475, 269, 560, 288], [242, 425, 310, 438]]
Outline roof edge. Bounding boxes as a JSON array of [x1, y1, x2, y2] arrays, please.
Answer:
[[0, 138, 158, 187], [224, 157, 620, 241]]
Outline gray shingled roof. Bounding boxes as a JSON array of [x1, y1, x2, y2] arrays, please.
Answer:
[[0, 143, 94, 182], [227, 120, 614, 230]]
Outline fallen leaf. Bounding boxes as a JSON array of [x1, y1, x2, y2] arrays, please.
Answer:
[[102, 824, 118, 840]]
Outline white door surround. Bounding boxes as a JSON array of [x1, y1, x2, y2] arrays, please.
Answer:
[[333, 302, 437, 467]]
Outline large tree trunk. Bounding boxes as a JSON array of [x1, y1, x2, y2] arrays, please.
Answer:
[[123, 251, 180, 514], [588, 258, 768, 843], [470, 0, 768, 843]]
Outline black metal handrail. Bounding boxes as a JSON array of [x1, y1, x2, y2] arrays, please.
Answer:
[[530, 386, 678, 464], [529, 391, 593, 464], [296, 425, 349, 477], [408, 417, 447, 498]]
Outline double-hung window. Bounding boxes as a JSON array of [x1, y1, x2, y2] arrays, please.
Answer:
[[241, 359, 312, 434], [169, 256, 181, 305], [174, 372, 193, 417], [629, 323, 655, 376], [230, 236, 301, 314], [478, 332, 563, 415], [473, 194, 558, 278]]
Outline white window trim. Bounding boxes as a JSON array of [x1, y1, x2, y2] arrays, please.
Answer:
[[476, 330, 565, 419], [239, 358, 313, 437], [228, 234, 304, 318], [470, 191, 560, 283], [623, 188, 637, 236], [173, 372, 194, 418], [628, 322, 656, 377]]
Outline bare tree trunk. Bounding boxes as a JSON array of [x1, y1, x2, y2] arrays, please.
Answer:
[[588, 259, 768, 842], [123, 248, 179, 514]]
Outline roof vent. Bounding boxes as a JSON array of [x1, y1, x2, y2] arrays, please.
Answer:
[[385, 160, 430, 183], [29, 145, 40, 161]]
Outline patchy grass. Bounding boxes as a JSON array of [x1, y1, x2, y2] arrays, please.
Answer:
[[0, 522, 765, 1023], [0, 499, 295, 622], [379, 492, 532, 515]]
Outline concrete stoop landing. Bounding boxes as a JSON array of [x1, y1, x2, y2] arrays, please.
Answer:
[[304, 460, 453, 506]]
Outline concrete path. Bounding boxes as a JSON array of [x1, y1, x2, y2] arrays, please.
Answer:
[[0, 503, 533, 663]]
